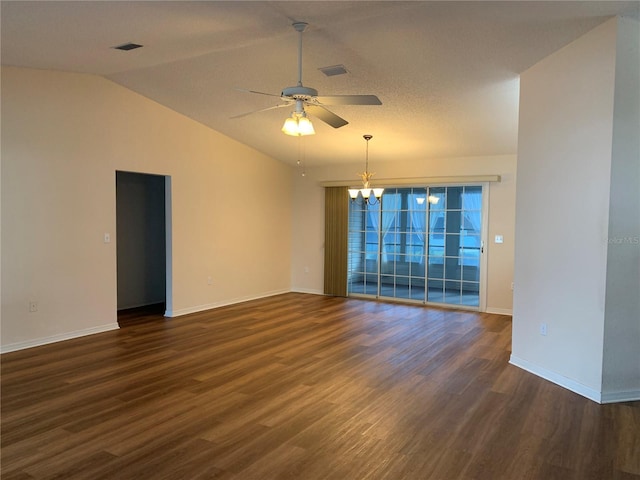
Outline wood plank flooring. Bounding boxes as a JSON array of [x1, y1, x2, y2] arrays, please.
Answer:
[[2, 293, 639, 479]]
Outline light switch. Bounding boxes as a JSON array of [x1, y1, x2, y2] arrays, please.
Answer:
[[494, 235, 504, 244], [104, 233, 111, 243]]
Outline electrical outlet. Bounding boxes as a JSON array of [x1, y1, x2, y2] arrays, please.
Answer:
[[29, 301, 38, 312], [511, 282, 514, 290], [540, 323, 548, 336]]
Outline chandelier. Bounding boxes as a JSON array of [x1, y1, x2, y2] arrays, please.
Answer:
[[348, 134, 384, 204]]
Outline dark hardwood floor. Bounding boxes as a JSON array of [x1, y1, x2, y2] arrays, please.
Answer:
[[2, 293, 639, 479]]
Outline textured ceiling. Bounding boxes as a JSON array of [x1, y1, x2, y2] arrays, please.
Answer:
[[2, 1, 639, 167]]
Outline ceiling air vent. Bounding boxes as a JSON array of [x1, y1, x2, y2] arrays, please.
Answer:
[[318, 64, 348, 77], [113, 42, 143, 51]]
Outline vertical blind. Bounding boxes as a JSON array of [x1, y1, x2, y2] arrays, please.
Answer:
[[324, 187, 348, 296]]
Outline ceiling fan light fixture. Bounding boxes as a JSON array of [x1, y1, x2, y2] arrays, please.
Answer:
[[282, 112, 315, 136]]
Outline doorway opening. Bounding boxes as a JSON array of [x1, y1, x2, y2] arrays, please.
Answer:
[[115, 171, 172, 326]]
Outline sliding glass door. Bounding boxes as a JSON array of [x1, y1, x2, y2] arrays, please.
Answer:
[[347, 185, 484, 308]]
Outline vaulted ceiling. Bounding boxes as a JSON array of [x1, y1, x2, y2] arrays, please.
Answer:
[[2, 1, 638, 166]]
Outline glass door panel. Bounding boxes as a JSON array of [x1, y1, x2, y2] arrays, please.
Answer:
[[426, 186, 481, 307], [348, 198, 379, 296]]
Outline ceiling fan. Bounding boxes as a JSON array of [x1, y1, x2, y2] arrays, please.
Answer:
[[233, 21, 382, 132]]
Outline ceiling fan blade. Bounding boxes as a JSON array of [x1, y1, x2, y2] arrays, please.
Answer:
[[235, 88, 283, 99], [314, 95, 382, 106], [305, 104, 349, 128], [230, 103, 290, 119]]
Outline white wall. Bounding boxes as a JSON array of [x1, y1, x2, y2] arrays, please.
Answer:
[[513, 17, 639, 403], [291, 154, 517, 314], [602, 16, 640, 400], [1, 67, 292, 352]]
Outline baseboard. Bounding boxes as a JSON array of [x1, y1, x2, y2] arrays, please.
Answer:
[[485, 307, 513, 316], [600, 389, 640, 404], [165, 289, 290, 317], [509, 355, 603, 403], [1, 323, 120, 354], [290, 287, 324, 295]]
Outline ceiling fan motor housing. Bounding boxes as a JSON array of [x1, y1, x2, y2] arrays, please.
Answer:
[[281, 86, 318, 100]]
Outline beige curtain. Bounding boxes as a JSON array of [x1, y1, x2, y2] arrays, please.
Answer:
[[324, 187, 348, 296]]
